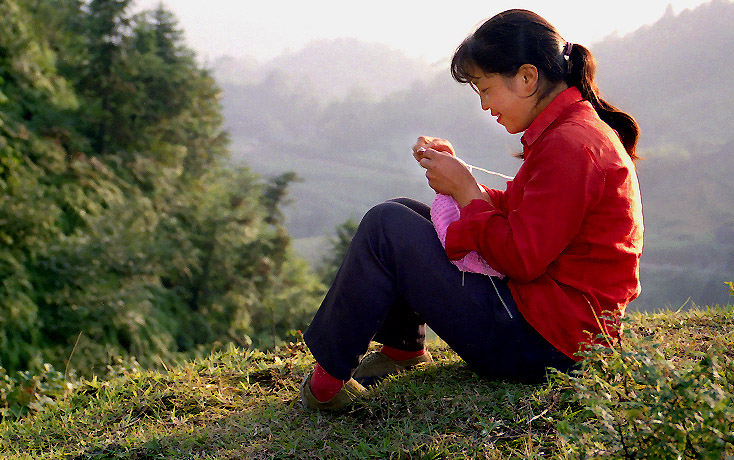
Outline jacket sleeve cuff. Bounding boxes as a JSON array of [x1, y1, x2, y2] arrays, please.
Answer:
[[444, 220, 471, 260], [459, 198, 495, 218], [481, 185, 506, 211]]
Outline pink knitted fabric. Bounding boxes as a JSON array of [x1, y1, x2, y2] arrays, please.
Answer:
[[430, 193, 504, 278]]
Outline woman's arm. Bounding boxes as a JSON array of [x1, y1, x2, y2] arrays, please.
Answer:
[[444, 140, 604, 282]]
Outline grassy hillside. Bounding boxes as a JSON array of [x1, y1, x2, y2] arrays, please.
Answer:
[[2, 306, 733, 459]]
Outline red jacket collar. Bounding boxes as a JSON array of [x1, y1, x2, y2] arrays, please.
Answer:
[[521, 86, 584, 150]]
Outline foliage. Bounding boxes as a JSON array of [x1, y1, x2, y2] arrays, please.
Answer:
[[0, 364, 74, 421], [556, 331, 734, 458], [555, 306, 734, 459], [317, 217, 359, 285], [0, 0, 323, 379]]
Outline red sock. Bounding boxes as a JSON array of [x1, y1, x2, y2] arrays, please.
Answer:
[[310, 363, 344, 402], [380, 345, 425, 362]]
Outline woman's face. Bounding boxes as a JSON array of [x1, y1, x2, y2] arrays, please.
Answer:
[[469, 69, 538, 134]]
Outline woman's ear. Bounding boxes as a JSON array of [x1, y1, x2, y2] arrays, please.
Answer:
[[514, 64, 539, 97]]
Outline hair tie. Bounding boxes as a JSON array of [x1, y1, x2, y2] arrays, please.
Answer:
[[563, 42, 573, 60], [563, 42, 574, 76]]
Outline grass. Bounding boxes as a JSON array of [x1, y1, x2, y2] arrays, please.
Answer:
[[1, 306, 733, 459]]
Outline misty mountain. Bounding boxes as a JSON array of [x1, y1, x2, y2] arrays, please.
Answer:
[[214, 37, 441, 100], [217, 0, 734, 311], [593, 0, 734, 152]]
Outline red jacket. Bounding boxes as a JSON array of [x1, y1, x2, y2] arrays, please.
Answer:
[[445, 87, 643, 360]]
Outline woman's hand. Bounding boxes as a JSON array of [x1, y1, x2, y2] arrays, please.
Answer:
[[412, 136, 455, 161], [418, 148, 487, 207]]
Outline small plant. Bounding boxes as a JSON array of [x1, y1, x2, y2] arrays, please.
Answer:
[[726, 281, 734, 298], [555, 317, 734, 459], [0, 364, 76, 421]]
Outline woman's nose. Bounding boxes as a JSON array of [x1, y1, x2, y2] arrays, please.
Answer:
[[480, 95, 490, 111]]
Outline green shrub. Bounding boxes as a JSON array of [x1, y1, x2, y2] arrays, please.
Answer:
[[0, 364, 75, 421], [555, 320, 734, 459]]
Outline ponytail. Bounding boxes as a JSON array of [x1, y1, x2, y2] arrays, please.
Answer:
[[451, 9, 640, 161], [565, 44, 640, 160]]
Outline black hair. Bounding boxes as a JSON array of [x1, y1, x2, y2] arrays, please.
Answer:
[[451, 9, 639, 160]]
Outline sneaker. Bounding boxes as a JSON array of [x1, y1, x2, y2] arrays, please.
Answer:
[[352, 351, 433, 387], [300, 371, 367, 411]]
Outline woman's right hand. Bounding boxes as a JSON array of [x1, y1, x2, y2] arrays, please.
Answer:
[[412, 136, 455, 161]]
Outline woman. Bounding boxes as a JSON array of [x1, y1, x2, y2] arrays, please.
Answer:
[[300, 9, 643, 410]]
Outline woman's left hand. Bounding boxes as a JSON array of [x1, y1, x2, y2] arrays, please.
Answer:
[[419, 148, 486, 207]]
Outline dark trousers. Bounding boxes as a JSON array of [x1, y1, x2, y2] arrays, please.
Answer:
[[304, 198, 574, 383]]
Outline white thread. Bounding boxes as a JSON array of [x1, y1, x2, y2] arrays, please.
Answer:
[[460, 159, 515, 180], [461, 265, 513, 318], [416, 147, 514, 180], [489, 276, 514, 319], [459, 257, 511, 319]]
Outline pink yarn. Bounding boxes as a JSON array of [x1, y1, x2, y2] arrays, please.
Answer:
[[430, 193, 504, 278]]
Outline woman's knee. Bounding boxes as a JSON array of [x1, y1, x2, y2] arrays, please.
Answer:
[[357, 201, 429, 250], [363, 198, 430, 225], [387, 197, 431, 219], [360, 201, 405, 233], [386, 197, 416, 208], [358, 200, 437, 255]]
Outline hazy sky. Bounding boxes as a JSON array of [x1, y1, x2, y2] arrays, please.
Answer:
[[133, 0, 714, 63]]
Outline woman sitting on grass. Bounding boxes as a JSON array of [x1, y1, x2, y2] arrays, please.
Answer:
[[300, 9, 644, 410]]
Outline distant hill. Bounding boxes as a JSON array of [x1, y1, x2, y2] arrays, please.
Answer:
[[217, 0, 734, 311], [214, 38, 441, 100], [592, 0, 734, 310], [593, 0, 734, 151]]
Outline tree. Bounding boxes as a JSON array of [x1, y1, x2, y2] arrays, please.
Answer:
[[0, 0, 79, 371], [0, 0, 324, 375], [76, 0, 134, 155], [317, 218, 359, 285]]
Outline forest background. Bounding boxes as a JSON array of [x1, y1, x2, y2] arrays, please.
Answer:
[[0, 0, 732, 382]]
